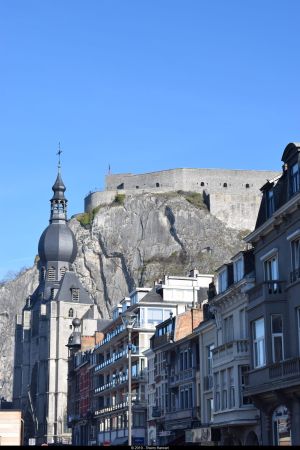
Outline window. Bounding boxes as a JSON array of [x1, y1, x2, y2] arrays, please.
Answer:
[[207, 344, 214, 376], [264, 255, 278, 281], [291, 237, 300, 282], [233, 257, 244, 282], [218, 269, 228, 293], [297, 308, 300, 355], [47, 266, 56, 281], [156, 182, 160, 187], [264, 254, 279, 293], [214, 373, 220, 411], [221, 370, 227, 410], [239, 308, 247, 339], [224, 315, 234, 343], [228, 367, 235, 408], [180, 385, 192, 409], [271, 314, 284, 362], [239, 365, 251, 406], [68, 308, 74, 318], [148, 308, 163, 324], [253, 318, 266, 368], [71, 288, 80, 302], [207, 398, 213, 422], [60, 266, 67, 279], [266, 189, 275, 217], [290, 162, 300, 196]]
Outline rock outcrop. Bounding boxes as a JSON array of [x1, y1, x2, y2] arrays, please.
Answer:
[[0, 191, 248, 399]]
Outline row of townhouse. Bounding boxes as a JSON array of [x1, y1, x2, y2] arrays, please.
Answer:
[[67, 270, 213, 446], [67, 142, 300, 446]]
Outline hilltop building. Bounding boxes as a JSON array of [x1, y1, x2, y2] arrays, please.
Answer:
[[85, 167, 280, 231], [13, 168, 103, 445]]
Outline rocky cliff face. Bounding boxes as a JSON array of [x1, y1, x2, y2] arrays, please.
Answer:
[[0, 191, 248, 399]]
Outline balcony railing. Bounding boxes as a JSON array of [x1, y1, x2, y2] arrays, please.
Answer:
[[95, 349, 127, 372], [94, 401, 128, 416], [269, 357, 300, 379], [94, 371, 147, 394], [248, 280, 285, 302], [212, 340, 249, 365], [95, 347, 146, 373], [94, 324, 126, 350], [245, 357, 300, 389], [169, 368, 195, 386]]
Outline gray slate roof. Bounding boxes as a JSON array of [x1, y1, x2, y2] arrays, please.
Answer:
[[55, 271, 93, 304]]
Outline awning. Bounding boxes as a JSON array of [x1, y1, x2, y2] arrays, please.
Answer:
[[111, 436, 128, 446]]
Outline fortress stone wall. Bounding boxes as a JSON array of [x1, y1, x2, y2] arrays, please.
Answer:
[[84, 168, 280, 231]]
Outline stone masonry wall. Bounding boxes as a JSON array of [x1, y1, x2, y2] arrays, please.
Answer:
[[84, 168, 280, 231]]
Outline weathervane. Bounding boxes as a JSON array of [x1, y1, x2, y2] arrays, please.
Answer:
[[57, 142, 62, 171]]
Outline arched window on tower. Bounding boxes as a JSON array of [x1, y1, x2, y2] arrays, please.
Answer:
[[68, 308, 74, 318], [48, 266, 56, 281], [60, 267, 67, 279]]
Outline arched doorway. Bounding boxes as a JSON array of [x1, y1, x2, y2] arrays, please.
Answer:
[[245, 430, 259, 446], [272, 405, 291, 446]]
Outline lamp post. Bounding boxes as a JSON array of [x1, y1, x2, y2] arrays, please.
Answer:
[[121, 312, 137, 446]]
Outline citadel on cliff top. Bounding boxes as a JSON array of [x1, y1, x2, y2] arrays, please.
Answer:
[[84, 167, 280, 231]]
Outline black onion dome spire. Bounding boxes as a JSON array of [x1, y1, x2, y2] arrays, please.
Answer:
[[38, 161, 77, 265], [51, 171, 66, 201]]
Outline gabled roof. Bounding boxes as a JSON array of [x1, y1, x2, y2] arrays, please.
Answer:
[[55, 271, 93, 304]]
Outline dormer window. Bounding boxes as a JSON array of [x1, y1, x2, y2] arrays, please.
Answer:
[[233, 257, 244, 283], [71, 288, 79, 302], [266, 189, 275, 218], [290, 162, 300, 196], [218, 268, 228, 293]]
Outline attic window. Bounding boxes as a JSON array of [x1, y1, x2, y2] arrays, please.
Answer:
[[290, 163, 300, 196], [71, 288, 80, 302], [48, 267, 56, 281]]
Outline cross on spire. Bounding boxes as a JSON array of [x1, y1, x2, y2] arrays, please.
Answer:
[[57, 142, 62, 170]]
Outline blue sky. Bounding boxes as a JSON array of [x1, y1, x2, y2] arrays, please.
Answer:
[[1, 0, 300, 279]]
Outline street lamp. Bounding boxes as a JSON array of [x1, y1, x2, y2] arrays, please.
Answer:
[[121, 312, 137, 446]]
